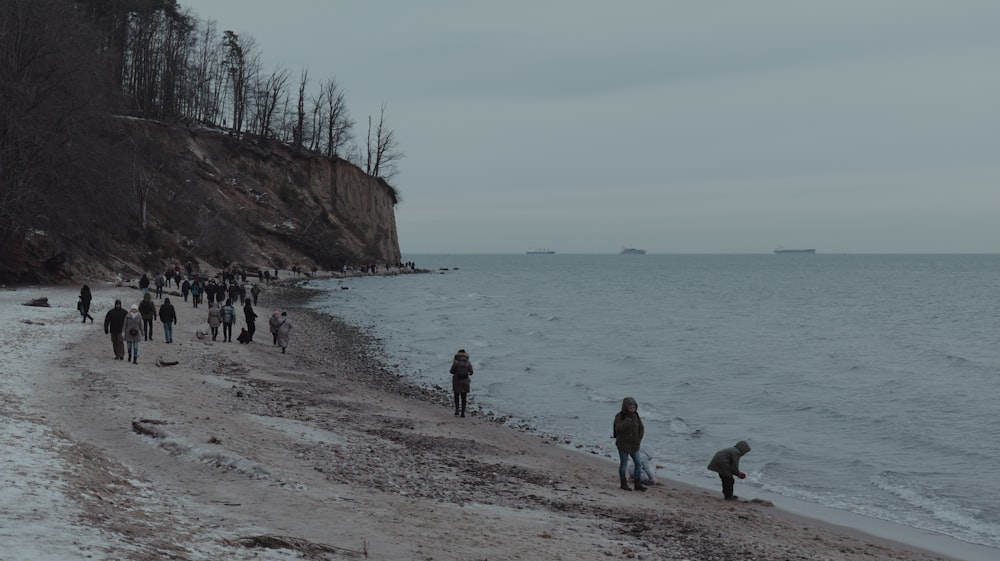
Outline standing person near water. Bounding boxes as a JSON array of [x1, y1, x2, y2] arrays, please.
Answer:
[[449, 349, 474, 417], [613, 397, 647, 491], [206, 301, 221, 341]]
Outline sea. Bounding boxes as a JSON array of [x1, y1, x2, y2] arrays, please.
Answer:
[[303, 253, 1000, 557]]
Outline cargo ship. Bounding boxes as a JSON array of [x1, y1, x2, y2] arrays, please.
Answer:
[[526, 249, 556, 254], [620, 247, 646, 255], [774, 248, 816, 254]]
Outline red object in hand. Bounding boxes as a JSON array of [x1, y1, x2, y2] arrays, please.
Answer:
[[738, 472, 746, 479]]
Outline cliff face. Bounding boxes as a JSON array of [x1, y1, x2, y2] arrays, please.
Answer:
[[46, 118, 401, 283]]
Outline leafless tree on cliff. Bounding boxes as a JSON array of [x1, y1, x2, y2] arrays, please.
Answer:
[[292, 69, 309, 152], [252, 66, 290, 138], [222, 30, 259, 138], [365, 104, 403, 180], [321, 78, 354, 158]]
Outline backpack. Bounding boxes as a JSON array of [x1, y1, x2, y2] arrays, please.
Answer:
[[452, 361, 470, 380]]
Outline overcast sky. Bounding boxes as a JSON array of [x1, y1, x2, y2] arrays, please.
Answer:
[[188, 1, 1000, 254]]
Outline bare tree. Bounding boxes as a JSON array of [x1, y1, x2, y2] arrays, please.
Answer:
[[252, 66, 290, 138], [292, 69, 309, 151], [365, 103, 403, 180], [222, 30, 258, 138], [321, 78, 354, 158]]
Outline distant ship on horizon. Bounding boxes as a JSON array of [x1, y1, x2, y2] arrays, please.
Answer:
[[620, 247, 646, 255], [774, 247, 816, 254], [526, 248, 556, 254]]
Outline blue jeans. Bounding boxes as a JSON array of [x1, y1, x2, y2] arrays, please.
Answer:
[[127, 341, 139, 360], [618, 449, 644, 481], [163, 322, 173, 343]]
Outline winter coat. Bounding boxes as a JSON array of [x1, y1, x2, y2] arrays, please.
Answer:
[[450, 351, 474, 393], [104, 306, 128, 334], [220, 304, 236, 324], [181, 280, 190, 295], [276, 315, 292, 348], [80, 286, 92, 306], [707, 441, 751, 478], [138, 293, 156, 320], [207, 304, 221, 328], [244, 304, 257, 327], [268, 313, 282, 335], [613, 397, 644, 453], [158, 301, 177, 324], [138, 274, 150, 289], [154, 274, 165, 287], [124, 313, 144, 343]]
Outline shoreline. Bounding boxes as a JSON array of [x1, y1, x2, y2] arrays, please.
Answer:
[[0, 280, 992, 560]]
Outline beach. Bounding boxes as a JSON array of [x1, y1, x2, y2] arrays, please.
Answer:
[[0, 280, 967, 561]]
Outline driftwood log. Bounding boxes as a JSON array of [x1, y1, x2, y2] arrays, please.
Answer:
[[131, 418, 169, 439], [230, 534, 367, 558], [23, 297, 50, 307], [155, 357, 179, 367]]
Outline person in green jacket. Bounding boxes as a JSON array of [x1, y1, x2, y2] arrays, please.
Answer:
[[707, 440, 751, 500], [613, 397, 647, 491]]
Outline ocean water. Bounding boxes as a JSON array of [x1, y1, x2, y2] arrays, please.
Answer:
[[304, 254, 1000, 552]]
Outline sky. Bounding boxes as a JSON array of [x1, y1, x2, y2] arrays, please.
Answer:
[[188, 1, 1000, 254]]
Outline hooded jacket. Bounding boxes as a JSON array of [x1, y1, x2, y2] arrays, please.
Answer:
[[707, 440, 751, 478], [138, 293, 156, 320], [613, 397, 644, 453], [450, 350, 474, 393]]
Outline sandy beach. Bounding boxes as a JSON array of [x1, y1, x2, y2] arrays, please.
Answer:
[[0, 280, 977, 561]]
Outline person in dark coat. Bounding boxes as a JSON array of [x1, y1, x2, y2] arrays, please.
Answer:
[[181, 278, 191, 302], [250, 284, 261, 305], [138, 292, 156, 341], [449, 349, 474, 417], [708, 440, 751, 500], [158, 297, 177, 343], [268, 311, 282, 345], [103, 299, 128, 360], [79, 285, 94, 323], [243, 300, 257, 342], [138, 273, 150, 294], [613, 397, 647, 491]]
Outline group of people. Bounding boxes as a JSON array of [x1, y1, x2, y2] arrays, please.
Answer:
[[87, 271, 294, 362], [613, 396, 751, 499]]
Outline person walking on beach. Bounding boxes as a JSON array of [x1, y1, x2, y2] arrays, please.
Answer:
[[275, 311, 292, 353], [613, 397, 647, 491], [190, 279, 202, 308], [243, 300, 257, 342], [450, 349, 474, 417], [78, 285, 94, 323], [159, 297, 177, 344], [268, 311, 282, 345], [138, 292, 156, 341], [220, 299, 236, 342], [250, 284, 261, 305], [181, 278, 190, 302], [124, 305, 143, 364], [103, 299, 128, 360], [207, 301, 221, 341], [154, 272, 165, 299], [138, 273, 150, 294], [707, 440, 751, 501]]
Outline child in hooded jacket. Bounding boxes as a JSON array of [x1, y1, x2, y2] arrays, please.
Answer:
[[707, 440, 751, 500]]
